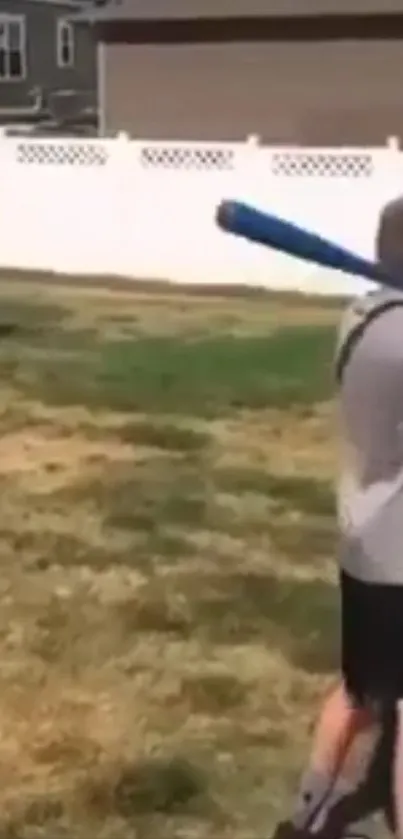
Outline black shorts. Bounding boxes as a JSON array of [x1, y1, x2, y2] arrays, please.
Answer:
[[341, 570, 403, 708]]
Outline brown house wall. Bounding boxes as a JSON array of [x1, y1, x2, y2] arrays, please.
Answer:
[[102, 37, 403, 144]]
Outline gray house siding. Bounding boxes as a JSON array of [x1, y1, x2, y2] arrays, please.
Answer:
[[101, 38, 403, 144], [0, 0, 96, 118]]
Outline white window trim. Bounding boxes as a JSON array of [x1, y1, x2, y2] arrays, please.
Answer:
[[56, 18, 75, 68], [0, 14, 27, 83]]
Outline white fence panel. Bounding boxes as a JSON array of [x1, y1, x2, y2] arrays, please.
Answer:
[[0, 132, 402, 295]]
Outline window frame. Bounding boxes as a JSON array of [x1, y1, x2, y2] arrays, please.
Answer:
[[56, 18, 75, 68], [0, 14, 27, 83]]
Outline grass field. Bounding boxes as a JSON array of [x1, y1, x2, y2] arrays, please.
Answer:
[[0, 280, 344, 839]]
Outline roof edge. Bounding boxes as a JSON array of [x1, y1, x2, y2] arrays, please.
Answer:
[[72, 0, 403, 23]]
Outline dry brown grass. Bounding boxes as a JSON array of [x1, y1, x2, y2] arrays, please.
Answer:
[[0, 279, 343, 838]]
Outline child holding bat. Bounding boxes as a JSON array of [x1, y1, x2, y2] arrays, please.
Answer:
[[272, 194, 403, 839]]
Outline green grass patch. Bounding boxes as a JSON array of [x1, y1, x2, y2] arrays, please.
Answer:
[[0, 319, 335, 416]]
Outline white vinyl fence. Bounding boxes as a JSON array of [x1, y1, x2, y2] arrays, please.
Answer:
[[1, 131, 403, 295]]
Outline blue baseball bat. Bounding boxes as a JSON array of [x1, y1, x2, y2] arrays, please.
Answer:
[[216, 200, 400, 291]]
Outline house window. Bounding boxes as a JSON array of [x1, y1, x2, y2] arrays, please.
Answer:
[[0, 16, 26, 81], [57, 19, 74, 68]]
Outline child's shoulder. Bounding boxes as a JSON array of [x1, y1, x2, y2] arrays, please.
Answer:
[[335, 288, 403, 381]]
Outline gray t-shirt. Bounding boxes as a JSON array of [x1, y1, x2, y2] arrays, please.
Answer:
[[339, 305, 403, 584]]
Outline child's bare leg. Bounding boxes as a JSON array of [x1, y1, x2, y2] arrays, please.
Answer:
[[393, 700, 403, 839], [293, 682, 373, 830], [305, 683, 370, 775]]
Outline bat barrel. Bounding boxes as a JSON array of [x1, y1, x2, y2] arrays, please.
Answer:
[[216, 200, 290, 253]]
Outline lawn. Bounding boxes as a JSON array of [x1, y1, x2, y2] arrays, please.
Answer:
[[0, 279, 343, 839]]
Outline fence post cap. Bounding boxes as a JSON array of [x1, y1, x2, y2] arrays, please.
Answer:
[[246, 133, 260, 146], [386, 135, 399, 149]]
